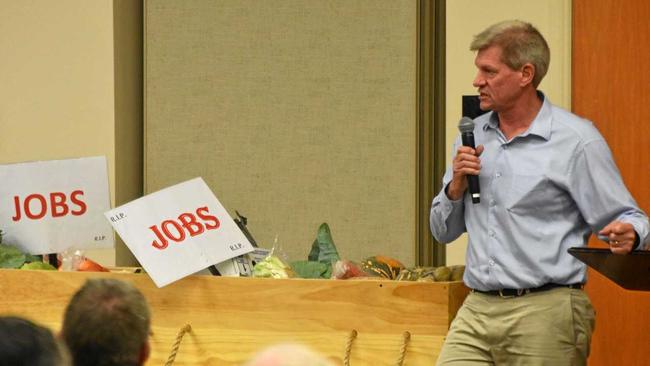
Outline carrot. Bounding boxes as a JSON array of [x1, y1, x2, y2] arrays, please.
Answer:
[[77, 258, 109, 272]]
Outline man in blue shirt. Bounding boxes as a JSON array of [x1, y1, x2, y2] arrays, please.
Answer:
[[431, 20, 649, 365]]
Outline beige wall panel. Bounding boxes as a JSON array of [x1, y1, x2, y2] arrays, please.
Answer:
[[113, 0, 144, 266], [445, 0, 572, 265], [145, 1, 418, 264], [0, 0, 117, 265]]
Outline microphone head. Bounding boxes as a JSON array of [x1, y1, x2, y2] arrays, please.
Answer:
[[458, 117, 475, 133]]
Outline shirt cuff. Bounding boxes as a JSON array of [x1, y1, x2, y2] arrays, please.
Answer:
[[442, 183, 464, 208], [444, 183, 464, 202]]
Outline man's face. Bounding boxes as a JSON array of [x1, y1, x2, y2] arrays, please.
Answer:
[[472, 45, 524, 112]]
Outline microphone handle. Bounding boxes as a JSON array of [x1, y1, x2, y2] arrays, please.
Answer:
[[461, 132, 481, 204]]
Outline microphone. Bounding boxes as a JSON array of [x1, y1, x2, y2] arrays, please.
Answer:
[[458, 117, 480, 204]]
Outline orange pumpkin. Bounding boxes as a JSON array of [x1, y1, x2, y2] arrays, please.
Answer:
[[360, 255, 405, 280]]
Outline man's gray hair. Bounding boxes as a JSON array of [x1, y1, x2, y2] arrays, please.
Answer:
[[470, 20, 550, 87]]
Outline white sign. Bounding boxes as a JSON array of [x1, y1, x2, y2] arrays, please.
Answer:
[[105, 177, 254, 287], [0, 156, 113, 255]]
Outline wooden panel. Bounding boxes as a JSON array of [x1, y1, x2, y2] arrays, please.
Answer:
[[0, 269, 469, 365], [573, 1, 650, 365]]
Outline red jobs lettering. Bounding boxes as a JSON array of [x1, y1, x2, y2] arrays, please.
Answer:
[[11, 190, 87, 222], [149, 206, 220, 250]]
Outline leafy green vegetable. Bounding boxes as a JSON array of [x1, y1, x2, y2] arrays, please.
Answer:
[[0, 244, 27, 269], [20, 261, 56, 271], [252, 255, 292, 278], [307, 223, 341, 265], [0, 243, 51, 270], [25, 254, 42, 263], [290, 260, 330, 279]]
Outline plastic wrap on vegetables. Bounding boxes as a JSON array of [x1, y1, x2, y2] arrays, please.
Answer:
[[59, 249, 109, 272], [252, 239, 294, 279], [252, 254, 295, 279], [331, 259, 376, 279]]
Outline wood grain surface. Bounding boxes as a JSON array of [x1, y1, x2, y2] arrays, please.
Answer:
[[573, 1, 650, 365], [0, 269, 468, 365]]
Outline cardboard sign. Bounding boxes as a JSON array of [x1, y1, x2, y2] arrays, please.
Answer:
[[0, 156, 113, 254], [215, 248, 271, 276], [105, 177, 254, 287]]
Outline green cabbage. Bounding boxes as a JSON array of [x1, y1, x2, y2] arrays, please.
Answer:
[[252, 255, 292, 278], [0, 244, 27, 269], [20, 261, 56, 271]]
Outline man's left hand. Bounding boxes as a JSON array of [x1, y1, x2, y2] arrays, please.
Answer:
[[599, 221, 636, 254]]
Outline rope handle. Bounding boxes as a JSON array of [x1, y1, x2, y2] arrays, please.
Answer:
[[342, 330, 411, 366], [343, 329, 358, 366], [164, 324, 192, 366], [395, 331, 411, 366]]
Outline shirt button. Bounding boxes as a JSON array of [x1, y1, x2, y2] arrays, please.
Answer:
[[489, 260, 495, 266], [489, 230, 495, 237], [495, 172, 501, 178], [489, 199, 496, 206], [502, 145, 508, 150]]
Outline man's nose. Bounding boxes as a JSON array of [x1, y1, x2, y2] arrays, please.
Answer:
[[473, 74, 485, 87]]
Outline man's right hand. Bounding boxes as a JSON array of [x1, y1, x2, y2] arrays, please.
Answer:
[[447, 145, 484, 201]]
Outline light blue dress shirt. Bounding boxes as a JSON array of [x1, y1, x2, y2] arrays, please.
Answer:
[[430, 94, 649, 291]]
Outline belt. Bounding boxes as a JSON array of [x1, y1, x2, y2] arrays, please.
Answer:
[[471, 283, 584, 298]]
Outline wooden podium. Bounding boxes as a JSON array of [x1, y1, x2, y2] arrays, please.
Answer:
[[569, 247, 650, 365], [0, 269, 469, 365], [569, 247, 650, 290]]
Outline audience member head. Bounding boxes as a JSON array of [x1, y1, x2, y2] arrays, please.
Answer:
[[0, 316, 70, 366], [243, 343, 338, 366], [61, 278, 151, 366]]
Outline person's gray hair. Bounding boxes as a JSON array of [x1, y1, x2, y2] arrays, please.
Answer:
[[470, 20, 550, 87]]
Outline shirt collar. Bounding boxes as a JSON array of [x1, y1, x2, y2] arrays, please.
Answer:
[[484, 91, 553, 141]]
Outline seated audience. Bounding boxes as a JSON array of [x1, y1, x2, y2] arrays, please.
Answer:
[[0, 316, 70, 366], [244, 343, 339, 366], [61, 278, 151, 366]]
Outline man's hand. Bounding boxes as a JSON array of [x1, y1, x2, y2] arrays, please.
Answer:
[[599, 220, 637, 254], [447, 145, 484, 201]]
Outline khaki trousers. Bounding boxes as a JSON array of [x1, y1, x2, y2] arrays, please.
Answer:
[[436, 287, 595, 366]]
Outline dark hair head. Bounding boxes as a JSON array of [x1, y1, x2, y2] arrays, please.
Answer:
[[0, 316, 70, 366], [61, 278, 150, 366]]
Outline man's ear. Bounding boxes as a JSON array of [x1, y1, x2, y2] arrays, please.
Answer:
[[520, 63, 535, 86], [138, 339, 151, 366]]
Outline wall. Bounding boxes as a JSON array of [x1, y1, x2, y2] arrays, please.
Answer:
[[113, 0, 144, 266], [144, 0, 419, 265], [0, 0, 116, 264], [0, 0, 571, 267], [0, 0, 142, 266], [444, 0, 572, 264]]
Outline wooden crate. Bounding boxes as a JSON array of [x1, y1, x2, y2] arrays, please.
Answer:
[[0, 269, 468, 365]]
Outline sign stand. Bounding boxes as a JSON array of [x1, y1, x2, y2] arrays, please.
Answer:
[[47, 253, 58, 268]]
